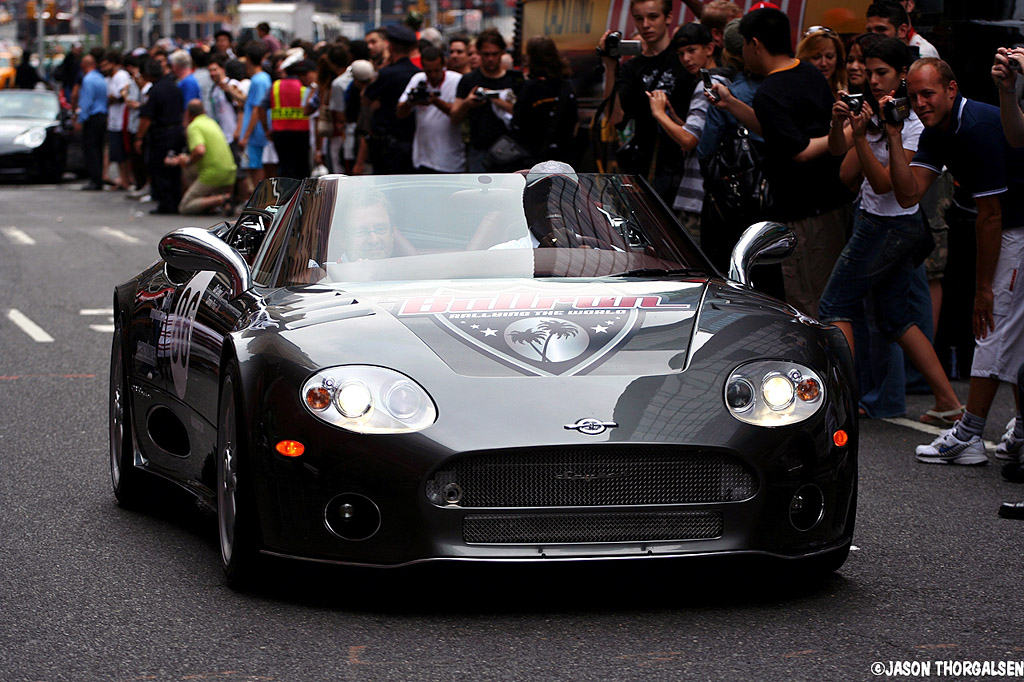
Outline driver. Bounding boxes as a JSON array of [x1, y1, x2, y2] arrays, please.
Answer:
[[334, 190, 397, 261]]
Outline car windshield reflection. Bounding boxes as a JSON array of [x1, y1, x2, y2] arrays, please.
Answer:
[[0, 91, 59, 120], [252, 172, 713, 287]]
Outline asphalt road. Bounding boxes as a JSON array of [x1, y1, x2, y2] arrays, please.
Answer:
[[1, 182, 1021, 682]]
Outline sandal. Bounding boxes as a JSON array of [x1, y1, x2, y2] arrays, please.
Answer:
[[920, 406, 965, 427]]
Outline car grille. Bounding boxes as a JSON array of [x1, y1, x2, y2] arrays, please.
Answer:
[[463, 510, 723, 544], [426, 447, 757, 508]]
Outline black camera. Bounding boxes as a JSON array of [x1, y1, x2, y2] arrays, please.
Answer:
[[840, 92, 864, 115], [598, 31, 643, 59], [475, 88, 502, 100], [883, 97, 911, 125], [410, 81, 434, 103]]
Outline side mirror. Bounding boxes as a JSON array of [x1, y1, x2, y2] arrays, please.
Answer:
[[727, 221, 796, 287], [158, 227, 253, 298]]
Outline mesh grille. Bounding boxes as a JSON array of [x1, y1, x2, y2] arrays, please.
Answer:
[[426, 448, 757, 508], [463, 511, 723, 544]]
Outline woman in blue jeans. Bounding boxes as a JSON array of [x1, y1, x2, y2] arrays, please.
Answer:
[[821, 38, 964, 422]]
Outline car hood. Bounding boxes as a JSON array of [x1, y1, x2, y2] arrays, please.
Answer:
[[259, 278, 709, 378]]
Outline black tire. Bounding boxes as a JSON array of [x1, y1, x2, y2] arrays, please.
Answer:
[[109, 325, 149, 507], [217, 366, 264, 589]]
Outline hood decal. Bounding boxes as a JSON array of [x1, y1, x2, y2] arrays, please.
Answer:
[[378, 283, 699, 377]]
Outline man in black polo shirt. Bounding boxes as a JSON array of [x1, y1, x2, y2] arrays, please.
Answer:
[[890, 57, 1024, 466], [738, 8, 851, 319], [362, 24, 421, 175], [135, 59, 185, 214], [451, 29, 523, 173]]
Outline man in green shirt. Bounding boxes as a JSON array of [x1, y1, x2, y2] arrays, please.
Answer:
[[167, 99, 237, 214]]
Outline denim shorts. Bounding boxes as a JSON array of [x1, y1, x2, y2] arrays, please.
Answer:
[[819, 208, 925, 341]]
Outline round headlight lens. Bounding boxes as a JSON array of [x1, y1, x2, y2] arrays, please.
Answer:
[[14, 127, 46, 148], [383, 379, 424, 420], [762, 374, 795, 410], [335, 381, 373, 418], [726, 378, 755, 411]]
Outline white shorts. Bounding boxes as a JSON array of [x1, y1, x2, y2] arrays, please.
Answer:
[[262, 141, 279, 164], [971, 227, 1024, 383]]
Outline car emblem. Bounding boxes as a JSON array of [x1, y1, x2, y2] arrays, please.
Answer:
[[554, 470, 624, 481], [564, 418, 618, 435]]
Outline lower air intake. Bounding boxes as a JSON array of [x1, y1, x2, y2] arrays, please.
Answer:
[[463, 510, 723, 544]]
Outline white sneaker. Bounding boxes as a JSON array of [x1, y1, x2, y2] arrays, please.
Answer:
[[915, 428, 988, 465], [995, 417, 1023, 461]]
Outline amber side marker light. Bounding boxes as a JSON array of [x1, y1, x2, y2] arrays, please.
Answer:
[[276, 440, 305, 457], [833, 430, 849, 447]]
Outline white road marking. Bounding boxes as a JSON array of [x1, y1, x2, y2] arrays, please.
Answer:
[[882, 416, 1000, 451], [6, 309, 54, 343], [81, 308, 115, 333], [99, 226, 141, 244], [2, 226, 36, 245]]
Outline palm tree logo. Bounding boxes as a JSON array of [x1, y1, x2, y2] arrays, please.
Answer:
[[507, 318, 585, 363]]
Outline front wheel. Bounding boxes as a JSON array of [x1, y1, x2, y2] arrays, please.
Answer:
[[217, 366, 263, 589], [109, 325, 149, 507]]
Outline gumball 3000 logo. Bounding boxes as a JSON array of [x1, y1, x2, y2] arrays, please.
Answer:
[[168, 271, 215, 399]]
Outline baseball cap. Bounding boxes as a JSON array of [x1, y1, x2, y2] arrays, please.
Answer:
[[349, 59, 375, 82], [671, 22, 713, 49], [525, 161, 579, 187], [749, 1, 780, 10], [723, 18, 744, 56]]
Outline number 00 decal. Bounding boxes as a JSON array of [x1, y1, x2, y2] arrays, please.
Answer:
[[169, 271, 215, 399]]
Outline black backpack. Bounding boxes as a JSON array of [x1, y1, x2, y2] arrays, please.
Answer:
[[701, 125, 772, 227]]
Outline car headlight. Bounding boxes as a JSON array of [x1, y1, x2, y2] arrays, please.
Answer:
[[724, 361, 824, 426], [301, 366, 436, 434], [13, 127, 46, 148]]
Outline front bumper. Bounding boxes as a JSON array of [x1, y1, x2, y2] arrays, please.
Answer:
[[251, 409, 856, 567]]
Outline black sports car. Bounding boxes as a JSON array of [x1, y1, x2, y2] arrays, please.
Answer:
[[110, 167, 857, 587], [0, 88, 82, 181]]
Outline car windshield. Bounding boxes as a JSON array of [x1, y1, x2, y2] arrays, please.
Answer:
[[0, 91, 59, 120], [0, 56, 11, 68], [252, 172, 714, 287]]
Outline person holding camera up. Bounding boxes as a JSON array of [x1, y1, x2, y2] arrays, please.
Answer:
[[820, 38, 964, 427], [889, 56, 1024, 465], [596, 0, 691, 203], [396, 46, 465, 173], [451, 29, 524, 172]]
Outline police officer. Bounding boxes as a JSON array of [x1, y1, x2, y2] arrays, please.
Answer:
[[362, 24, 421, 174]]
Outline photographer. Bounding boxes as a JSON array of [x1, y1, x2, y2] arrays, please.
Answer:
[[820, 38, 962, 425], [731, 8, 851, 319], [396, 46, 464, 173], [451, 29, 523, 172], [890, 57, 1024, 465], [596, 0, 691, 202]]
